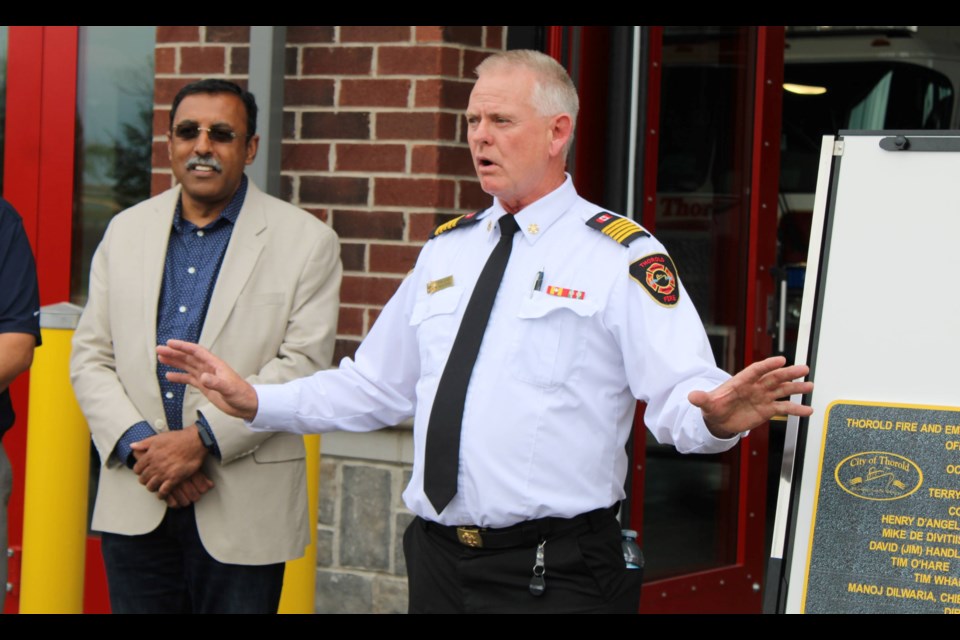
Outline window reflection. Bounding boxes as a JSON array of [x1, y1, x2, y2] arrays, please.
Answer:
[[781, 62, 953, 195], [71, 26, 155, 305]]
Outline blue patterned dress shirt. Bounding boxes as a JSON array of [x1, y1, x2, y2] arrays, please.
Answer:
[[115, 176, 249, 465]]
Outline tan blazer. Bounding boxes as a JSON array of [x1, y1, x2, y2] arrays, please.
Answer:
[[70, 182, 341, 565]]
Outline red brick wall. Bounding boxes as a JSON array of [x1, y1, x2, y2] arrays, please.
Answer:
[[152, 26, 506, 362]]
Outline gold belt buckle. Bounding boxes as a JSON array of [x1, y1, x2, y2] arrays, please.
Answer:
[[456, 527, 483, 548]]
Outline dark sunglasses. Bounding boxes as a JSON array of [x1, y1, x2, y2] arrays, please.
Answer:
[[172, 123, 242, 144]]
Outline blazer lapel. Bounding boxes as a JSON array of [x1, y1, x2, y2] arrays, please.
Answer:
[[142, 187, 179, 367], [199, 180, 267, 348]]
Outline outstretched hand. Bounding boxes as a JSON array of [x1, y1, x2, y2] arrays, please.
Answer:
[[688, 356, 813, 439], [156, 340, 259, 422]]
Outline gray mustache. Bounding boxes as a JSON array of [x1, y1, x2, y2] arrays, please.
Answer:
[[186, 157, 223, 172]]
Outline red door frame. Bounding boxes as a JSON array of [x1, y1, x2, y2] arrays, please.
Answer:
[[548, 26, 785, 613], [4, 26, 76, 302], [3, 25, 110, 614]]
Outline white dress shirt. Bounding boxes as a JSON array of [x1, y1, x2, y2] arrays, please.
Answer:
[[252, 177, 738, 527]]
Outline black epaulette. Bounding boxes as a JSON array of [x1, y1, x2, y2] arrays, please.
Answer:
[[430, 210, 484, 240], [585, 211, 649, 246]]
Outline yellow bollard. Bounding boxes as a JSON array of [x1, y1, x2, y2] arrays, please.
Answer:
[[278, 434, 321, 614], [20, 303, 88, 613]]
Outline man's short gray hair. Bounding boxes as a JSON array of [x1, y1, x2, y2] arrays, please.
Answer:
[[475, 50, 579, 155]]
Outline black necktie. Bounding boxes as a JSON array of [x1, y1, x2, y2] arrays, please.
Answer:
[[424, 214, 520, 513]]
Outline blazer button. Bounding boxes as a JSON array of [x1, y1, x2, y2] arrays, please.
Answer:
[[154, 419, 168, 432]]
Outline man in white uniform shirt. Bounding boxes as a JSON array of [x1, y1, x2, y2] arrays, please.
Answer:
[[159, 50, 813, 613]]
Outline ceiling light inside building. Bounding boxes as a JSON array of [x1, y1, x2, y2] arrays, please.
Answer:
[[784, 83, 828, 95]]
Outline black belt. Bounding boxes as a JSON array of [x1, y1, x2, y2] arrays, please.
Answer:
[[423, 505, 618, 549]]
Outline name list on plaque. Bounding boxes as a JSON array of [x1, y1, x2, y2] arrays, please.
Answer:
[[804, 401, 960, 614]]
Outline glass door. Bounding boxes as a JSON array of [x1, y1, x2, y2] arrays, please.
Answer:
[[557, 25, 784, 613], [638, 25, 752, 611], [634, 26, 784, 613], [2, 26, 155, 614]]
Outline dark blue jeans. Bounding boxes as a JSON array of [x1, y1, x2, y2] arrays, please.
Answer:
[[100, 505, 285, 614]]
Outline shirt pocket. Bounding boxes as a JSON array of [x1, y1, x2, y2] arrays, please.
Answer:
[[409, 286, 465, 377], [511, 292, 598, 388]]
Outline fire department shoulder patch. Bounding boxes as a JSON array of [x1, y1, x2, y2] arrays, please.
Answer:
[[630, 253, 680, 307]]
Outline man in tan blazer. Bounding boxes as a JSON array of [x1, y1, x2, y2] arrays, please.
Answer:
[[70, 79, 341, 613]]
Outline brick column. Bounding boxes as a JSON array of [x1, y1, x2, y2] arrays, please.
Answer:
[[283, 26, 505, 361]]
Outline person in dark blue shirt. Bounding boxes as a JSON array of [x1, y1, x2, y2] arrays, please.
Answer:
[[0, 197, 41, 612]]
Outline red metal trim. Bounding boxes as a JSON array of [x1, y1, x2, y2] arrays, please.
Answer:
[[743, 26, 784, 365], [37, 26, 78, 304], [545, 26, 563, 61], [743, 31, 764, 367], [629, 406, 646, 547], [571, 27, 612, 206], [1, 26, 77, 304], [0, 26, 75, 301], [3, 27, 44, 243], [641, 564, 756, 614], [629, 27, 663, 544], [84, 538, 111, 613], [736, 448, 755, 563], [737, 24, 785, 583], [1, 25, 79, 614], [2, 26, 45, 615], [736, 26, 765, 566], [640, 27, 662, 232]]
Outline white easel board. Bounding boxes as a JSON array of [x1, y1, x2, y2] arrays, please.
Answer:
[[776, 132, 960, 614]]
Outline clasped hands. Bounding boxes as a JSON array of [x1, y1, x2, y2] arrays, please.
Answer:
[[130, 425, 214, 509]]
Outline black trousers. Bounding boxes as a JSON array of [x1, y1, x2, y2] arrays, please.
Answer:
[[404, 508, 642, 613]]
